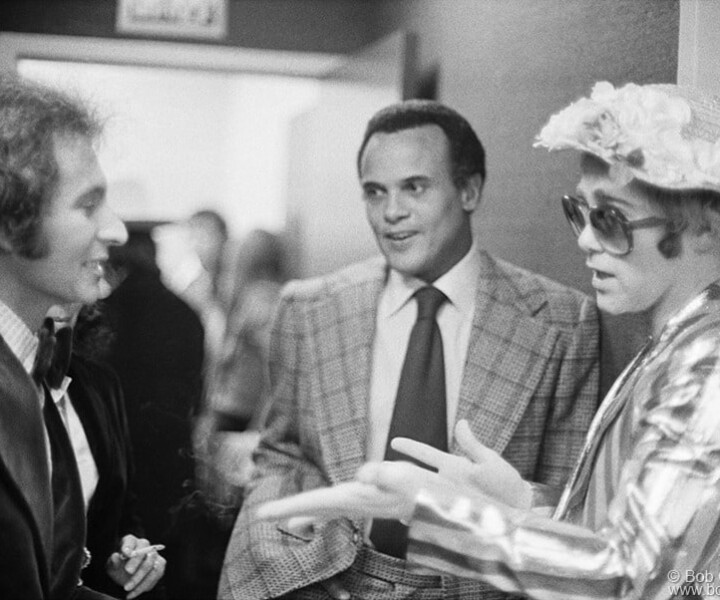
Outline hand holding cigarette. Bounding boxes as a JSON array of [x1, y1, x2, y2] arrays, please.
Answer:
[[107, 535, 166, 599], [123, 544, 166, 558]]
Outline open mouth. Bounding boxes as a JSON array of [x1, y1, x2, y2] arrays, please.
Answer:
[[385, 231, 416, 242], [593, 269, 612, 280], [85, 259, 107, 276]]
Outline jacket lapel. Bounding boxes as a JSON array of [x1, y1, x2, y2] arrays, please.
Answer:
[[454, 253, 560, 455], [310, 261, 386, 483], [0, 339, 53, 560]]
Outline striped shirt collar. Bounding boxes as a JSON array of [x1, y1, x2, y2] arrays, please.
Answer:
[[0, 298, 39, 375]]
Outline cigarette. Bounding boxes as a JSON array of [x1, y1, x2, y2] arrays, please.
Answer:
[[126, 544, 166, 558]]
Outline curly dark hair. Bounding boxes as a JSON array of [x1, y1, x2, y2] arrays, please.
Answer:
[[73, 302, 116, 361], [356, 99, 486, 188], [0, 73, 102, 258]]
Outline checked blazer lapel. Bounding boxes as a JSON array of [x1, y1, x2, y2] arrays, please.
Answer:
[[454, 254, 561, 455], [0, 338, 54, 562], [309, 263, 386, 484]]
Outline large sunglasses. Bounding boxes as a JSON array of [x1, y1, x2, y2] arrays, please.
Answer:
[[561, 194, 667, 256]]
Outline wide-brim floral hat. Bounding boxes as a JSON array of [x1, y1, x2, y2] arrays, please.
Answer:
[[535, 81, 720, 194]]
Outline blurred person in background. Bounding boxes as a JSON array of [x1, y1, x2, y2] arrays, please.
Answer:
[[191, 229, 288, 599], [208, 228, 288, 434], [186, 209, 230, 311], [103, 229, 204, 599], [180, 209, 231, 370]]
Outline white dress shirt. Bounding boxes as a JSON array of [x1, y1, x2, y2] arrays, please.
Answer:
[[51, 377, 99, 509], [0, 301, 99, 507], [367, 244, 480, 463]]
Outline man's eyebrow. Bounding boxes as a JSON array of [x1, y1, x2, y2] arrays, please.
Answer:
[[73, 185, 106, 205], [595, 190, 633, 209]]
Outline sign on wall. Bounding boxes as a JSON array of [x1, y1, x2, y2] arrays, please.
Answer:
[[116, 0, 228, 39]]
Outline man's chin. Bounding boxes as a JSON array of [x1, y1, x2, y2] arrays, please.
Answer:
[[71, 285, 105, 306], [97, 278, 113, 299], [596, 295, 634, 317]]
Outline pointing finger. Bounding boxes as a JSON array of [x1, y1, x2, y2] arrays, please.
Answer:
[[455, 420, 493, 463], [257, 482, 371, 521], [391, 437, 452, 470]]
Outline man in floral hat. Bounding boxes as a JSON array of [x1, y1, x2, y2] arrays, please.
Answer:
[[257, 82, 720, 600]]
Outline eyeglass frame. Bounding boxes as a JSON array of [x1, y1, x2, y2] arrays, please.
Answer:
[[561, 194, 668, 256]]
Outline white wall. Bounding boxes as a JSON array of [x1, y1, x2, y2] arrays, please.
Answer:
[[678, 0, 720, 96], [18, 59, 320, 237]]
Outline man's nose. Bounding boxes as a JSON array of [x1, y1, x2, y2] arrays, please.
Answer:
[[98, 206, 128, 247], [577, 219, 602, 254], [383, 191, 409, 222]]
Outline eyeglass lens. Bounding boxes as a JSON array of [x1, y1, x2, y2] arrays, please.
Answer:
[[561, 195, 631, 255]]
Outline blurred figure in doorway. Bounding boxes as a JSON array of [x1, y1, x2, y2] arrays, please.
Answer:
[[181, 209, 230, 370], [210, 229, 288, 433], [195, 228, 288, 514], [191, 229, 288, 600]]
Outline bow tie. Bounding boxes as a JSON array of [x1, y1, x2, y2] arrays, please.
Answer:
[[32, 318, 73, 389], [32, 317, 56, 386]]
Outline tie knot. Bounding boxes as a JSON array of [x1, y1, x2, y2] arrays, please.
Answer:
[[47, 325, 74, 389], [32, 317, 56, 385], [414, 287, 447, 321]]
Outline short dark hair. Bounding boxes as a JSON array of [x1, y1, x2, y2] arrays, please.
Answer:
[[356, 99, 486, 188], [642, 184, 720, 258], [0, 73, 102, 258]]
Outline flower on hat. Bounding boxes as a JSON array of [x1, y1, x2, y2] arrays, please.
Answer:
[[535, 81, 720, 192]]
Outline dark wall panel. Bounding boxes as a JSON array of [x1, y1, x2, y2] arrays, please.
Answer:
[[0, 0, 377, 54]]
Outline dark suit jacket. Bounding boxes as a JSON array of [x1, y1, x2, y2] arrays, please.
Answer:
[[219, 251, 601, 599], [104, 266, 204, 543], [0, 338, 116, 600], [66, 356, 147, 597]]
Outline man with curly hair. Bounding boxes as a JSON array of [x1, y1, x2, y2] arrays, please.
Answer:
[[0, 73, 129, 599]]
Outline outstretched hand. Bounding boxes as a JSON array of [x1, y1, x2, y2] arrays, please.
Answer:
[[391, 419, 532, 509], [256, 420, 530, 530], [255, 462, 429, 525]]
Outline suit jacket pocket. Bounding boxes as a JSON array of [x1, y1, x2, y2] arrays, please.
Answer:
[[277, 521, 315, 542]]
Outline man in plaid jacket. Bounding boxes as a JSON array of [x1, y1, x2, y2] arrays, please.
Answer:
[[219, 100, 600, 600]]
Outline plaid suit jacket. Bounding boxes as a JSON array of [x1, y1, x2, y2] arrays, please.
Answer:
[[219, 250, 600, 599]]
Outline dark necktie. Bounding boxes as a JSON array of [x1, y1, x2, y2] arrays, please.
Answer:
[[44, 387, 87, 597], [369, 286, 448, 558], [32, 318, 74, 389], [47, 325, 74, 390]]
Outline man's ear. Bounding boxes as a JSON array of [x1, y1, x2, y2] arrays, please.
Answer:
[[460, 174, 483, 213]]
